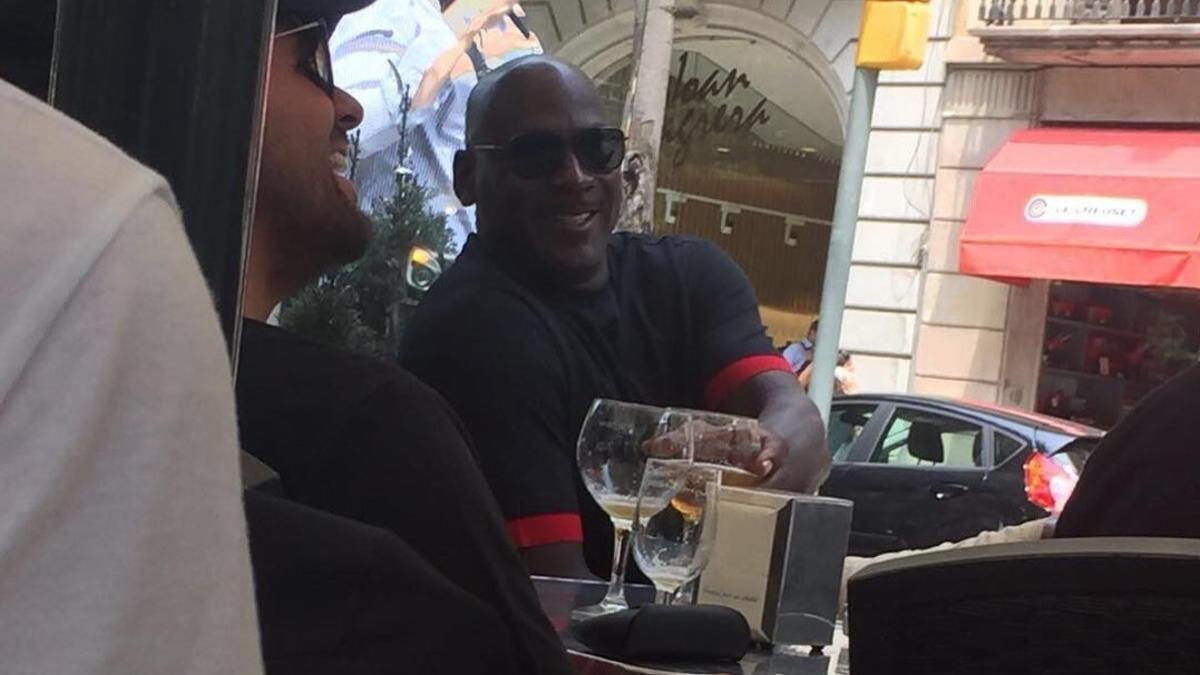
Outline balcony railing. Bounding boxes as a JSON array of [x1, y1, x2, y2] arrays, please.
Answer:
[[981, 0, 1200, 25], [973, 0, 1200, 65]]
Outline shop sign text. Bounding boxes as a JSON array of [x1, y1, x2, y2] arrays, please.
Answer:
[[663, 53, 771, 166]]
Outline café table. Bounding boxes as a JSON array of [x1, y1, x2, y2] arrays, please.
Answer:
[[533, 577, 851, 675]]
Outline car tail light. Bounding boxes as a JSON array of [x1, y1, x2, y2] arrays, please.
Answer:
[[1024, 452, 1079, 514]]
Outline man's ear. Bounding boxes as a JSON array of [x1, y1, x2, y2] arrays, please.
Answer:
[[453, 150, 477, 207]]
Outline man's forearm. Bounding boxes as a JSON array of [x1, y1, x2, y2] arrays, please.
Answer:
[[726, 370, 831, 493], [759, 387, 831, 493], [412, 39, 470, 109]]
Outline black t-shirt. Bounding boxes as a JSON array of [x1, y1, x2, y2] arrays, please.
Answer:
[[1055, 364, 1200, 540], [236, 320, 572, 675], [400, 233, 790, 577], [245, 490, 519, 675]]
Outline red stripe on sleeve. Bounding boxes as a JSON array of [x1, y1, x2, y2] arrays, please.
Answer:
[[505, 513, 584, 549], [704, 354, 794, 409]]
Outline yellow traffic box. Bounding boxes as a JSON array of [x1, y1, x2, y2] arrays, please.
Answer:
[[856, 0, 931, 70]]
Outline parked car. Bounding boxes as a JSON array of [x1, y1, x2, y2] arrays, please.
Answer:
[[819, 393, 1102, 557]]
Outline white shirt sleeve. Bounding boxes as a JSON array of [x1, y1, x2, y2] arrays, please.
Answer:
[[781, 343, 804, 371], [0, 86, 262, 674], [839, 518, 1050, 612]]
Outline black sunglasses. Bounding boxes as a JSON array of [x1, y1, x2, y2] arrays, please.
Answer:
[[275, 19, 335, 99], [472, 128, 627, 180]]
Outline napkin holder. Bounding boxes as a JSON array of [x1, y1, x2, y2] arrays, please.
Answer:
[[698, 488, 852, 646]]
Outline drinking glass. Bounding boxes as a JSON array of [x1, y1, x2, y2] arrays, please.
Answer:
[[575, 399, 682, 619], [650, 408, 765, 487], [632, 458, 721, 605]]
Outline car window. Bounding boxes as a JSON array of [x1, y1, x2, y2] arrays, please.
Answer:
[[994, 432, 1026, 465], [869, 407, 986, 468], [828, 403, 878, 461]]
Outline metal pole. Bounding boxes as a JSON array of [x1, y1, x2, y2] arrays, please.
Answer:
[[808, 67, 878, 423], [51, 0, 277, 365], [617, 0, 674, 233]]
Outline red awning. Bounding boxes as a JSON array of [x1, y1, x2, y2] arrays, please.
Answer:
[[959, 128, 1200, 290]]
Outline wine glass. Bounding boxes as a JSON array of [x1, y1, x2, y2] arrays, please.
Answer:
[[575, 399, 682, 619], [632, 458, 721, 605], [651, 408, 765, 487]]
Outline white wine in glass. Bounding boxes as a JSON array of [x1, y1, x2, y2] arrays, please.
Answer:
[[595, 495, 640, 529], [574, 399, 682, 620], [632, 459, 721, 605]]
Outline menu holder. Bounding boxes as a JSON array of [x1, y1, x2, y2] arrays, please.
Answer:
[[698, 487, 852, 647]]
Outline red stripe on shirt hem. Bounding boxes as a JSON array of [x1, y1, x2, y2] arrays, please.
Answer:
[[705, 354, 793, 409], [505, 513, 584, 549]]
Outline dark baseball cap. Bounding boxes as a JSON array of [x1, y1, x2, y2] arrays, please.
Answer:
[[278, 0, 376, 27]]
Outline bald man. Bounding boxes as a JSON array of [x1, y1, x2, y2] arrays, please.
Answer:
[[402, 56, 829, 580]]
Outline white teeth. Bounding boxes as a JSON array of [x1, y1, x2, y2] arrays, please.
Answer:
[[330, 152, 350, 177], [558, 213, 591, 227]]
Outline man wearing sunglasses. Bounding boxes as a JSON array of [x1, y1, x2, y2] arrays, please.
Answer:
[[401, 56, 830, 580], [237, 2, 571, 673]]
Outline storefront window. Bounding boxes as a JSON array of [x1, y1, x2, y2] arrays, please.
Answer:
[[599, 47, 841, 346], [1039, 281, 1200, 427]]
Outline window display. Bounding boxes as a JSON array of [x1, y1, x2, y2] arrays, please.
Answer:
[[1038, 282, 1200, 427]]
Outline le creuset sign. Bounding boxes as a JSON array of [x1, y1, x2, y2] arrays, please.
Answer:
[[1024, 194, 1148, 228]]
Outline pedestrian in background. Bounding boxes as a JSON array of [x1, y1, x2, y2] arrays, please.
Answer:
[[834, 350, 858, 395], [782, 319, 818, 374]]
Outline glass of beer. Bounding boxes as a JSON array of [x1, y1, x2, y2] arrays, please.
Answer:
[[632, 458, 721, 605], [575, 399, 683, 619]]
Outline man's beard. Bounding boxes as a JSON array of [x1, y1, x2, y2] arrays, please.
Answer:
[[316, 183, 373, 265], [264, 172, 374, 278]]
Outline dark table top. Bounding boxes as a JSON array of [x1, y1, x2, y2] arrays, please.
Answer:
[[532, 577, 850, 675]]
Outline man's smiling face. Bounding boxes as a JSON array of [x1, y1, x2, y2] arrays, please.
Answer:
[[256, 21, 372, 269], [457, 60, 623, 290]]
